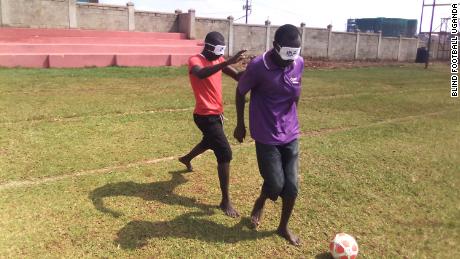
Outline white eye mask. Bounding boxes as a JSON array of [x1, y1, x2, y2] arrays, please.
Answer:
[[276, 45, 301, 61], [205, 43, 226, 56]]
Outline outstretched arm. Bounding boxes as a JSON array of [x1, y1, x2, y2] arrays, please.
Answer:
[[191, 50, 247, 79], [191, 61, 229, 79], [223, 66, 245, 82]]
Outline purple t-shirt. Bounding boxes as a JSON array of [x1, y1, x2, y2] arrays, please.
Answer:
[[238, 49, 304, 145]]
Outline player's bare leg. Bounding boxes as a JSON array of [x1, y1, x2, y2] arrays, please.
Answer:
[[250, 191, 268, 229], [179, 143, 207, 172], [277, 196, 300, 246], [217, 162, 240, 218]]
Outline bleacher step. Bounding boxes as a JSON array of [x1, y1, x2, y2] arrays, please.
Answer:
[[0, 53, 194, 68], [0, 28, 203, 68]]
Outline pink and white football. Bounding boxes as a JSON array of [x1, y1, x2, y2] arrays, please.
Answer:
[[329, 233, 359, 259]]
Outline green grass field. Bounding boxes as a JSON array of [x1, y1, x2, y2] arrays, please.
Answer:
[[0, 64, 458, 258]]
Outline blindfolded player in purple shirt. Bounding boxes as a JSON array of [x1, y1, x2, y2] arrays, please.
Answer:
[[234, 24, 304, 246]]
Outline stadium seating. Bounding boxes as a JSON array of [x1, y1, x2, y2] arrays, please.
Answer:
[[0, 27, 203, 68]]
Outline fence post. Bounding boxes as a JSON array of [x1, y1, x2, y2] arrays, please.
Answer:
[[175, 9, 182, 35], [265, 20, 271, 51], [0, 0, 2, 26], [415, 37, 420, 61], [0, 0, 9, 26], [187, 9, 196, 39], [397, 34, 402, 61], [355, 29, 360, 60], [377, 30, 382, 60], [68, 0, 77, 29], [127, 2, 135, 31], [227, 16, 234, 56], [327, 24, 333, 59], [300, 22, 306, 56], [178, 9, 195, 39]]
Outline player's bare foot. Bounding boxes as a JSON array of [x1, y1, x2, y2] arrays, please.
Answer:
[[250, 196, 266, 229], [250, 206, 263, 229], [178, 156, 193, 172], [277, 227, 301, 246], [219, 201, 240, 218]]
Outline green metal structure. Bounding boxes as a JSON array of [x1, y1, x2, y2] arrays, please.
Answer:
[[347, 18, 418, 37]]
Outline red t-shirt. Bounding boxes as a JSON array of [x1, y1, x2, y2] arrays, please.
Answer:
[[188, 54, 225, 115]]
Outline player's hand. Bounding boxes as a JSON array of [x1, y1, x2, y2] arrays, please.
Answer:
[[227, 50, 247, 65], [233, 124, 246, 143]]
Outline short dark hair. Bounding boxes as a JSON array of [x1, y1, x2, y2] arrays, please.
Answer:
[[274, 24, 301, 44], [205, 31, 225, 45]]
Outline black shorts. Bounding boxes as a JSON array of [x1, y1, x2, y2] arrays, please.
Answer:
[[194, 114, 232, 164], [255, 139, 299, 201]]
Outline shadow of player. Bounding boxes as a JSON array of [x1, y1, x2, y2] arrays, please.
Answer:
[[115, 212, 274, 249], [89, 169, 213, 218], [315, 252, 334, 259]]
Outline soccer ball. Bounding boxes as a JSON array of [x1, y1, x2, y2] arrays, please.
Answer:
[[329, 233, 359, 259]]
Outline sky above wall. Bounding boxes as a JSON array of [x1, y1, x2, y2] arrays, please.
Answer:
[[100, 0, 452, 32]]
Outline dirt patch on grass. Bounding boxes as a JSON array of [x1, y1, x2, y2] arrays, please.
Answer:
[[0, 148, 8, 156]]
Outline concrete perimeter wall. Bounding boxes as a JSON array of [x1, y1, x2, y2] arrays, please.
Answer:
[[330, 32, 357, 60], [77, 3, 128, 31], [234, 24, 266, 55], [358, 34, 379, 60], [381, 38, 400, 60], [0, 0, 422, 61], [1, 0, 69, 28], [195, 17, 230, 55], [303, 28, 329, 59], [135, 10, 179, 33]]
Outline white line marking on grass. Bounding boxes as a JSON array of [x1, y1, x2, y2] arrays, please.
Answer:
[[0, 109, 456, 190], [0, 156, 176, 190], [1, 88, 441, 125]]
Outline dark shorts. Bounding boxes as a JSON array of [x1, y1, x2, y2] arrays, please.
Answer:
[[194, 114, 232, 164], [255, 139, 299, 201]]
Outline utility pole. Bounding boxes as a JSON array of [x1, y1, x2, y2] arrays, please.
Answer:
[[419, 0, 425, 34], [243, 0, 252, 24], [425, 0, 435, 69], [420, 0, 451, 68]]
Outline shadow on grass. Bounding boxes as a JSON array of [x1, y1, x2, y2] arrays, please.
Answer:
[[90, 169, 274, 247], [115, 214, 274, 249], [89, 169, 213, 218], [315, 252, 333, 259]]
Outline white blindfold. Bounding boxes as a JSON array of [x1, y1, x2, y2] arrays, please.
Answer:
[[276, 45, 301, 61], [205, 43, 226, 56]]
